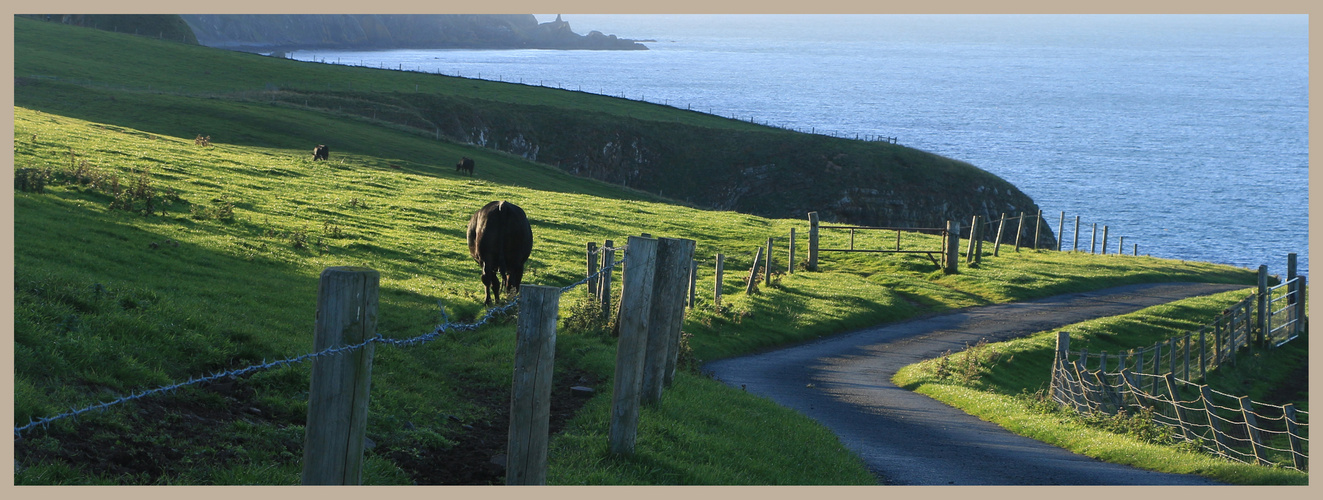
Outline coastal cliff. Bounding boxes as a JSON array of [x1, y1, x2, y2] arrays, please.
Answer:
[[178, 14, 647, 52]]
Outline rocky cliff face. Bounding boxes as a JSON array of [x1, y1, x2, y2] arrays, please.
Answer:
[[178, 14, 647, 51]]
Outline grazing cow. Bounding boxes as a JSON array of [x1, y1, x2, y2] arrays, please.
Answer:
[[313, 144, 329, 161], [456, 157, 475, 175], [467, 201, 533, 306]]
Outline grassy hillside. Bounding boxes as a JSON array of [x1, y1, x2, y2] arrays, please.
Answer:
[[13, 16, 1049, 238], [12, 18, 1263, 485]]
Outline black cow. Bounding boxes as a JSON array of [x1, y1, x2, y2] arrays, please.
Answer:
[[467, 201, 533, 306], [313, 144, 329, 161], [456, 157, 475, 175]]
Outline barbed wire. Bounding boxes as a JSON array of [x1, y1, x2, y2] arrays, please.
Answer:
[[15, 250, 631, 440]]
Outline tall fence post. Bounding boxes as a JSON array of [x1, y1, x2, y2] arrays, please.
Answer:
[[1283, 404, 1307, 471], [1198, 329, 1207, 380], [1050, 331, 1070, 404], [1057, 211, 1065, 251], [1033, 209, 1043, 250], [1238, 396, 1268, 465], [302, 267, 380, 485], [807, 212, 819, 271], [1295, 275, 1306, 335], [1090, 223, 1097, 254], [788, 228, 796, 274], [714, 254, 725, 307], [688, 259, 698, 309], [1163, 373, 1193, 441], [643, 238, 695, 406], [746, 245, 765, 295], [1119, 236, 1125, 256], [966, 215, 980, 265], [1101, 225, 1109, 255], [506, 285, 561, 485], [1200, 385, 1231, 457], [608, 236, 658, 456], [993, 213, 1007, 257], [764, 237, 774, 288], [944, 220, 960, 274], [1072, 215, 1081, 252], [663, 240, 696, 388], [587, 242, 599, 298], [600, 240, 615, 321], [1013, 212, 1025, 252]]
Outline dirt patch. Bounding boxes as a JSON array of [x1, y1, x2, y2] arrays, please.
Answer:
[[15, 370, 599, 485]]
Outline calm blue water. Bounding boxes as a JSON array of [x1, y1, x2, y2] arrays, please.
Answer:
[[290, 15, 1309, 277]]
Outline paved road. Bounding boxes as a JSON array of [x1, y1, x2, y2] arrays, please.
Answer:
[[705, 282, 1246, 485]]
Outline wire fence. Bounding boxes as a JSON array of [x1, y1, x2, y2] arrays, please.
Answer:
[[1049, 285, 1309, 472], [13, 251, 629, 441]]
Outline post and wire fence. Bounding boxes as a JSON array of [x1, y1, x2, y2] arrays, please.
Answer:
[[1048, 257, 1308, 472]]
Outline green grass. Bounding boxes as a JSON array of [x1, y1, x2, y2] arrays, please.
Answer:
[[893, 291, 1308, 485], [12, 17, 1271, 485]]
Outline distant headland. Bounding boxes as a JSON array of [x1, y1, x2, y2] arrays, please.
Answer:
[[179, 14, 649, 52]]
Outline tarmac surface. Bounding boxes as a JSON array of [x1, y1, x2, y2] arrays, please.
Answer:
[[705, 281, 1246, 485]]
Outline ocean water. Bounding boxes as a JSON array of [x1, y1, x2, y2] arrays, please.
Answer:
[[290, 14, 1309, 276]]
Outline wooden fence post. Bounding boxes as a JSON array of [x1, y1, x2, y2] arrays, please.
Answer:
[[1072, 215, 1081, 252], [1198, 329, 1207, 380], [714, 254, 725, 307], [994, 213, 1007, 257], [1182, 333, 1191, 381], [1118, 236, 1124, 256], [966, 215, 979, 264], [608, 236, 658, 456], [1295, 275, 1306, 335], [1200, 385, 1231, 457], [1167, 338, 1176, 376], [1013, 212, 1025, 252], [746, 245, 765, 295], [506, 285, 561, 485], [663, 240, 697, 388], [302, 267, 379, 485], [1050, 331, 1070, 403], [1033, 209, 1043, 250], [974, 219, 984, 265], [1163, 373, 1193, 441], [587, 242, 599, 298], [643, 238, 696, 406], [788, 228, 796, 274], [1057, 211, 1065, 251], [688, 259, 698, 309], [1238, 396, 1268, 465], [944, 220, 960, 274], [1283, 404, 1307, 471], [1101, 225, 1109, 255], [1256, 265, 1268, 345], [764, 237, 774, 287], [807, 212, 819, 271], [600, 240, 615, 321]]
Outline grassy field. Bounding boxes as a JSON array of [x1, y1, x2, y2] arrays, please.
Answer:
[[893, 291, 1309, 485], [11, 17, 1280, 485]]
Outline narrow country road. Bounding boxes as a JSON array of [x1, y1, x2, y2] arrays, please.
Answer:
[[705, 282, 1246, 485]]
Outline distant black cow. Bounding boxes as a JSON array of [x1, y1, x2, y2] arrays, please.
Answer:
[[467, 201, 533, 306], [313, 144, 329, 161], [456, 157, 475, 175]]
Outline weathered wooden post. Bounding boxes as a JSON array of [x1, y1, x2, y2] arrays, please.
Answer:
[[807, 212, 819, 271], [1256, 265, 1268, 345], [1057, 211, 1065, 251], [1200, 385, 1231, 456], [714, 254, 725, 307], [643, 238, 696, 406], [1101, 226, 1109, 255], [974, 218, 984, 265], [944, 220, 960, 274], [663, 240, 697, 388], [1073, 216, 1081, 252], [1049, 331, 1070, 403], [1287, 252, 1298, 304], [1033, 209, 1043, 250], [1198, 329, 1207, 380], [1284, 404, 1307, 470], [1163, 373, 1193, 441], [1183, 333, 1191, 380], [993, 213, 1007, 256], [1013, 212, 1025, 252], [302, 267, 379, 485], [1295, 275, 1306, 335], [746, 245, 764, 295], [1118, 236, 1125, 256], [764, 237, 774, 287], [506, 285, 561, 485], [1086, 223, 1095, 254], [1238, 396, 1268, 465], [587, 242, 599, 298], [688, 259, 698, 309], [600, 240, 615, 320], [608, 236, 658, 456], [966, 215, 980, 264], [1167, 338, 1176, 376], [788, 228, 796, 274]]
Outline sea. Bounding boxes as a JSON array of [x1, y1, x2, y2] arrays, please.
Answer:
[[289, 14, 1309, 277]]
